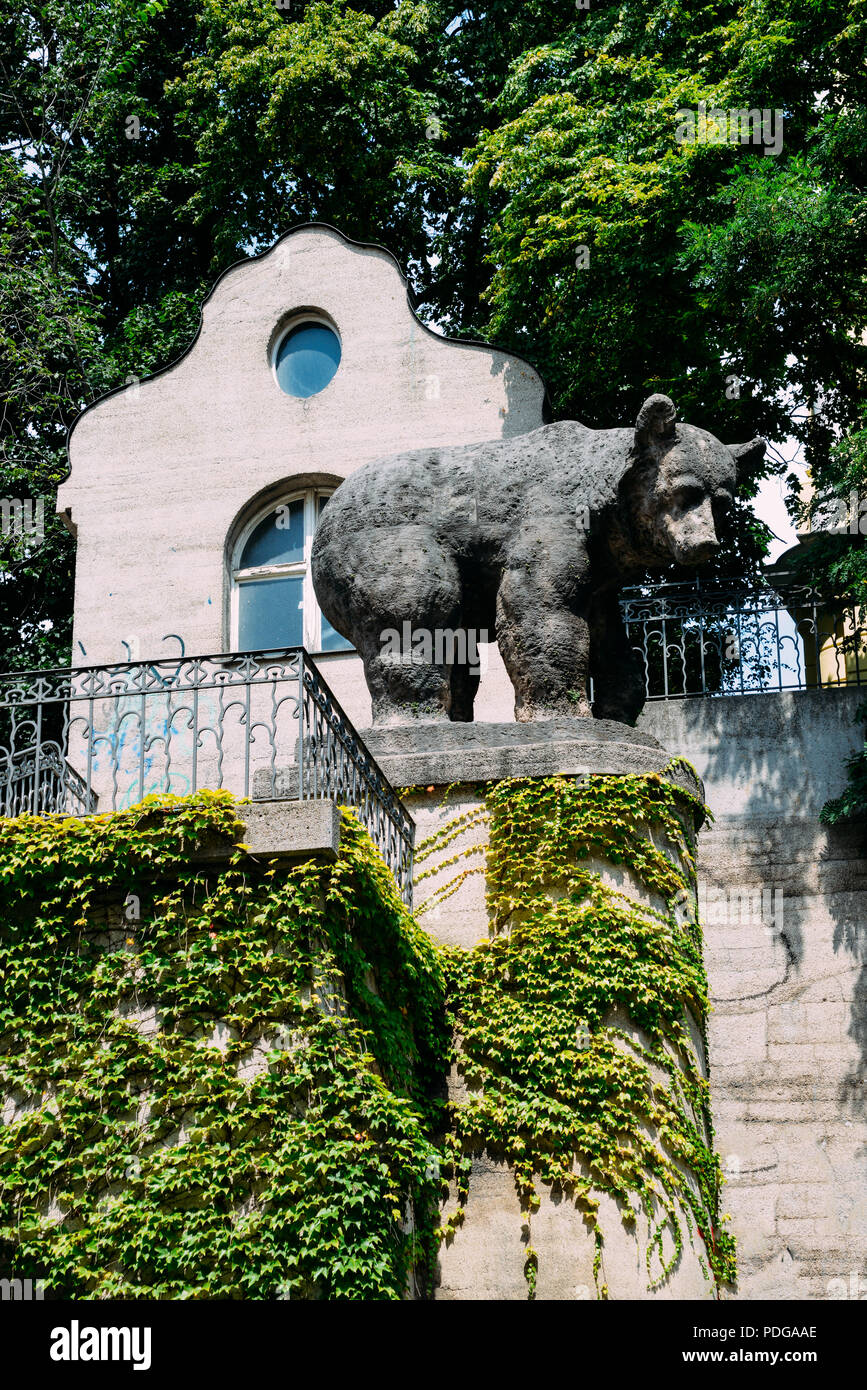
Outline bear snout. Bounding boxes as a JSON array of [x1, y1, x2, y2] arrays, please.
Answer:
[[683, 535, 720, 563]]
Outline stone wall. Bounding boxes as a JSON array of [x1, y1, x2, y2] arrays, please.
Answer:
[[638, 689, 867, 1300]]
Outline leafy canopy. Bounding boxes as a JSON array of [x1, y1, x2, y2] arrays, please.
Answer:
[[2, 0, 866, 663]]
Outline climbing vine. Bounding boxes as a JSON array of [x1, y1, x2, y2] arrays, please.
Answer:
[[0, 771, 735, 1299], [435, 771, 736, 1293], [412, 804, 490, 917], [0, 792, 448, 1299]]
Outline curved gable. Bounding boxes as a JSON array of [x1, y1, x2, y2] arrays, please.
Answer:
[[58, 225, 547, 667]]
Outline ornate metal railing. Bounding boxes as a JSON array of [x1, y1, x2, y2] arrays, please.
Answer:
[[621, 576, 867, 700], [0, 649, 414, 905], [1, 740, 97, 818]]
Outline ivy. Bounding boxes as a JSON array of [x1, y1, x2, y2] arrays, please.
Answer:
[[0, 772, 736, 1300], [0, 792, 448, 1300], [438, 772, 736, 1293]]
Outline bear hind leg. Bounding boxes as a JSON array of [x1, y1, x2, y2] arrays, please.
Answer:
[[496, 567, 592, 720], [355, 530, 463, 725]]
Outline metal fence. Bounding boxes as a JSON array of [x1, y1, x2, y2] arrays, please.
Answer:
[[0, 649, 415, 906], [0, 740, 96, 818], [621, 577, 867, 700], [3, 582, 863, 896]]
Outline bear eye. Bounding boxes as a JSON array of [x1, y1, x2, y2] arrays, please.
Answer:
[[677, 486, 705, 512]]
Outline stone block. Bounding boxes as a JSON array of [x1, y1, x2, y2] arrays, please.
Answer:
[[363, 717, 703, 801], [190, 798, 341, 864]]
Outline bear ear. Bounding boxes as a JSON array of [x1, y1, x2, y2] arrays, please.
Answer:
[[634, 394, 677, 449], [728, 437, 767, 477]]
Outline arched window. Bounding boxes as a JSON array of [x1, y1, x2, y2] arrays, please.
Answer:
[[231, 490, 352, 653]]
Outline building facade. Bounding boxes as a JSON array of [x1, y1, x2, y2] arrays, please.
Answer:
[[58, 224, 547, 727]]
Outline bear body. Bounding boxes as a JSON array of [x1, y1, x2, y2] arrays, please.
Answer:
[[311, 395, 764, 725]]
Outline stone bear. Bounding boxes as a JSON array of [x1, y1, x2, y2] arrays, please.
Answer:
[[311, 394, 765, 726]]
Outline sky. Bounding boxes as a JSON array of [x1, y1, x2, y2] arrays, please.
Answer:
[[753, 471, 801, 564]]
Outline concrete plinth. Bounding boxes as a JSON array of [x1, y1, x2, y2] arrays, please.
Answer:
[[365, 719, 702, 951], [363, 717, 701, 796], [182, 798, 342, 865]]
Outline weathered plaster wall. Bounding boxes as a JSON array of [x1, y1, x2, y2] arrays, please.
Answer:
[[639, 689, 867, 1299]]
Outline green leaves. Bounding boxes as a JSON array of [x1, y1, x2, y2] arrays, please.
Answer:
[[0, 776, 736, 1296], [0, 792, 447, 1299], [440, 771, 734, 1292]]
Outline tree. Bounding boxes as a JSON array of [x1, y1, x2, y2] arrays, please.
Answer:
[[0, 0, 207, 669], [2, 0, 866, 665]]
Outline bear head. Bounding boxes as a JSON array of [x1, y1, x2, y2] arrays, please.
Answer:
[[617, 394, 766, 569]]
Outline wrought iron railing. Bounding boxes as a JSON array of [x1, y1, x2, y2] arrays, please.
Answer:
[[0, 649, 414, 905], [621, 576, 867, 700], [0, 740, 97, 818]]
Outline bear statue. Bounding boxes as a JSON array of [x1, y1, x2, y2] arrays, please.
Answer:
[[311, 394, 765, 726]]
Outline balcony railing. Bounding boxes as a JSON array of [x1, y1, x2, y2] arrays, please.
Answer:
[[621, 576, 867, 700], [0, 649, 415, 906], [2, 579, 863, 899], [0, 739, 97, 818]]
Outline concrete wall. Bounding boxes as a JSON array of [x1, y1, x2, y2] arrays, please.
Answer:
[[639, 689, 867, 1299], [59, 226, 546, 680], [637, 687, 865, 821]]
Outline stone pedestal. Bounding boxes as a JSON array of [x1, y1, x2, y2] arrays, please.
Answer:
[[364, 720, 702, 950], [366, 719, 728, 1301]]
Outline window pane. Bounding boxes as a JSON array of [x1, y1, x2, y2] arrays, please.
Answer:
[[238, 576, 303, 650], [320, 614, 354, 653], [275, 324, 341, 398], [240, 500, 304, 568], [314, 493, 352, 650]]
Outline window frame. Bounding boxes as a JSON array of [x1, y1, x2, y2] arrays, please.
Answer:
[[270, 313, 342, 399], [230, 487, 351, 654]]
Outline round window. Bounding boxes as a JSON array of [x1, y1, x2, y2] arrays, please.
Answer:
[[274, 321, 341, 398]]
